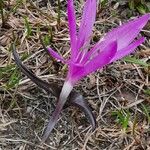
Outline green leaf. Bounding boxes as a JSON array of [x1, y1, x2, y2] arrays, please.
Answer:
[[101, 0, 108, 7], [6, 68, 20, 89], [146, 2, 150, 12], [144, 89, 150, 96], [24, 16, 32, 38], [112, 109, 130, 131], [0, 65, 15, 79], [12, 0, 23, 13], [136, 4, 147, 14], [141, 104, 150, 123], [124, 56, 149, 67], [42, 35, 51, 46], [129, 0, 135, 10]]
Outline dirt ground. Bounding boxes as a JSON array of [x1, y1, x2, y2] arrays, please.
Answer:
[[0, 0, 150, 149]]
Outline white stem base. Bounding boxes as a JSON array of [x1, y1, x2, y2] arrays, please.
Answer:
[[41, 81, 73, 143]]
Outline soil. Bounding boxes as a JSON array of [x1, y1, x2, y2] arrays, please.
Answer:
[[0, 0, 150, 149]]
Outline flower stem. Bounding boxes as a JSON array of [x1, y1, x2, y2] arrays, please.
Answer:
[[41, 81, 73, 143]]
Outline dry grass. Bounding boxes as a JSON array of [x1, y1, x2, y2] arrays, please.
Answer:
[[0, 0, 150, 149]]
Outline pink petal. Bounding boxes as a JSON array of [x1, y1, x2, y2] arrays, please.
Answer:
[[68, 41, 117, 83], [67, 62, 85, 84], [67, 0, 77, 59], [77, 0, 96, 51], [110, 37, 145, 62], [84, 41, 117, 75], [101, 14, 150, 50], [81, 14, 149, 64], [47, 47, 66, 63], [80, 41, 105, 64]]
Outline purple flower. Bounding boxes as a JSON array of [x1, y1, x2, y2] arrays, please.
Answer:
[[42, 0, 150, 142]]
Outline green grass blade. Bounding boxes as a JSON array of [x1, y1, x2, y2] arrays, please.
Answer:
[[124, 56, 149, 67]]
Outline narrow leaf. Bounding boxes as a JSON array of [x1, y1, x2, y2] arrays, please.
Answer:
[[124, 56, 149, 67], [12, 44, 60, 96], [12, 44, 96, 142]]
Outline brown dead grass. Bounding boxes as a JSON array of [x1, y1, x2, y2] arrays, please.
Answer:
[[0, 0, 150, 149]]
